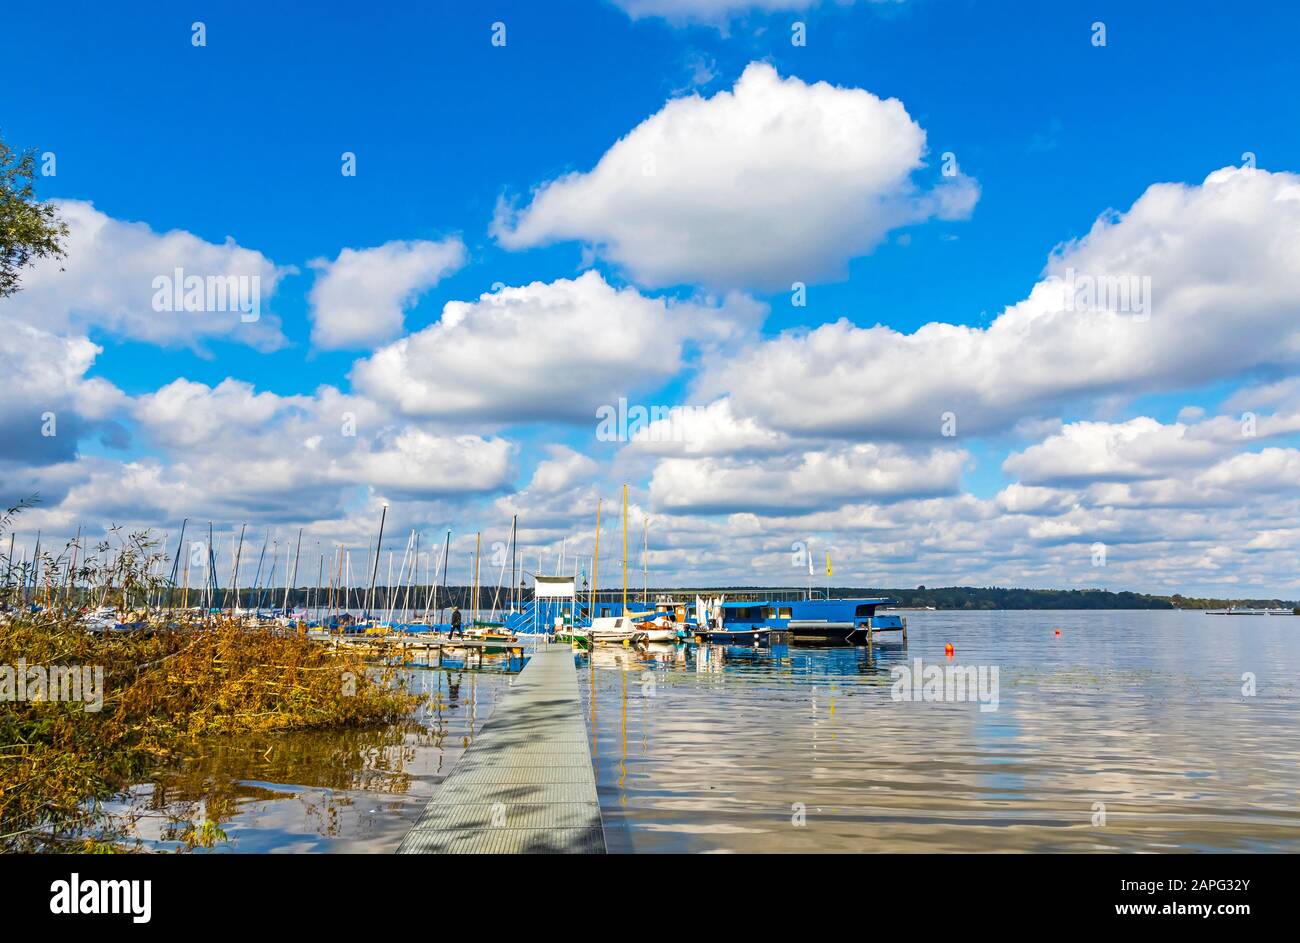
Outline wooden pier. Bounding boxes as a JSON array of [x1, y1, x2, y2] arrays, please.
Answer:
[[311, 632, 528, 667], [397, 644, 606, 854]]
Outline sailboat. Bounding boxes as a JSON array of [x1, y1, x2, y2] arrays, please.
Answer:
[[462, 531, 520, 645], [554, 489, 645, 646], [585, 485, 649, 645], [631, 515, 676, 641]]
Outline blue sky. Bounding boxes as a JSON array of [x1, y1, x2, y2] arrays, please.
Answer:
[[3, 0, 1299, 595]]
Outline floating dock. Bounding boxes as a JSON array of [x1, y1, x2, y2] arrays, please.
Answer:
[[311, 632, 529, 666], [397, 644, 606, 854]]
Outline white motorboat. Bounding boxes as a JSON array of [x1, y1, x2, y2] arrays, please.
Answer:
[[585, 616, 647, 645], [635, 618, 678, 643]]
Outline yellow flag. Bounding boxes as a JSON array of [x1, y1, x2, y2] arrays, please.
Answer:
[[825, 552, 832, 578]]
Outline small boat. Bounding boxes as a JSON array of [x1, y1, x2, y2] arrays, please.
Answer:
[[82, 607, 149, 635], [465, 625, 515, 641], [82, 607, 123, 633], [582, 616, 647, 645], [692, 627, 770, 646], [635, 617, 678, 643], [462, 626, 520, 650], [556, 629, 591, 649]]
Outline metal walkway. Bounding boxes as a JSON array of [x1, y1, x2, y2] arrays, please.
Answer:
[[397, 644, 606, 854]]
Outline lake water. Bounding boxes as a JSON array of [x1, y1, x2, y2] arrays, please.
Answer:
[[117, 610, 1300, 852], [114, 655, 521, 853], [581, 610, 1300, 852]]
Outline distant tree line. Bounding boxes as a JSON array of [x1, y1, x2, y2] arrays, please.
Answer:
[[840, 586, 1299, 610]]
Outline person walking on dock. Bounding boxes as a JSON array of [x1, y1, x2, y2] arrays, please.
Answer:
[[449, 605, 463, 638]]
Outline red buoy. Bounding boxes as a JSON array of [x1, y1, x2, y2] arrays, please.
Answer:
[[944, 643, 954, 657], [1054, 628, 1062, 637]]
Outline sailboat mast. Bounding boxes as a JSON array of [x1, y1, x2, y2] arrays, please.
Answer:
[[591, 499, 602, 620], [167, 519, 187, 610], [386, 549, 394, 623], [473, 532, 481, 622], [509, 515, 517, 613], [489, 528, 509, 623], [205, 522, 214, 614], [313, 548, 323, 622], [285, 528, 302, 613], [402, 531, 417, 624], [228, 524, 246, 613], [423, 544, 433, 620], [249, 529, 270, 611], [366, 503, 388, 620], [329, 545, 341, 621], [621, 483, 628, 616], [438, 529, 450, 622]]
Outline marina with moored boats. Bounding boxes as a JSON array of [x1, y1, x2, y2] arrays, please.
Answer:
[[2, 479, 917, 674], [10, 480, 1297, 857]]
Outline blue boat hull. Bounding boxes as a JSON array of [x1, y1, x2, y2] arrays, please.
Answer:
[[690, 628, 770, 645]]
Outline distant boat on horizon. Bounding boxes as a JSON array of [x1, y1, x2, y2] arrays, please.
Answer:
[[1205, 607, 1297, 615]]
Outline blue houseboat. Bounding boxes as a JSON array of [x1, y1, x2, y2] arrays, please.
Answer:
[[497, 576, 906, 647], [705, 597, 905, 645]]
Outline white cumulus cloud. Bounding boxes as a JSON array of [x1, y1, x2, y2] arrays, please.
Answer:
[[649, 443, 967, 513], [352, 270, 761, 423], [0, 319, 125, 463], [7, 200, 291, 351], [701, 167, 1300, 439], [308, 237, 466, 349], [493, 62, 976, 290]]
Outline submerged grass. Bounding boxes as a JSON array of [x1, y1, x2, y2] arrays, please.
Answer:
[[0, 511, 421, 852]]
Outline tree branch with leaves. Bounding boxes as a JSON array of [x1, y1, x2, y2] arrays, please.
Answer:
[[0, 131, 68, 299]]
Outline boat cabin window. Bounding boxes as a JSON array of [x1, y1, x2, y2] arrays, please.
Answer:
[[778, 607, 792, 618], [727, 606, 770, 622], [854, 604, 878, 618]]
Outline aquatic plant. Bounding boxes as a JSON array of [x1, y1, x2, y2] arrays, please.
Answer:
[[0, 507, 421, 852]]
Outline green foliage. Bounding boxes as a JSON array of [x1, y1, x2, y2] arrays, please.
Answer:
[[186, 820, 229, 849], [0, 506, 421, 852], [0, 130, 67, 298]]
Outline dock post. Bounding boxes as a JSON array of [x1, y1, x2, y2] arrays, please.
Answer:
[[902, 615, 908, 644], [866, 618, 873, 657]]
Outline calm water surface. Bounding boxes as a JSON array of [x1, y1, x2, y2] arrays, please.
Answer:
[[115, 655, 521, 853], [581, 611, 1300, 852], [116, 611, 1299, 852]]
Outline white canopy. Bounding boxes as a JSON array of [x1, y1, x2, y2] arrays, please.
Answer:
[[534, 575, 576, 599]]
